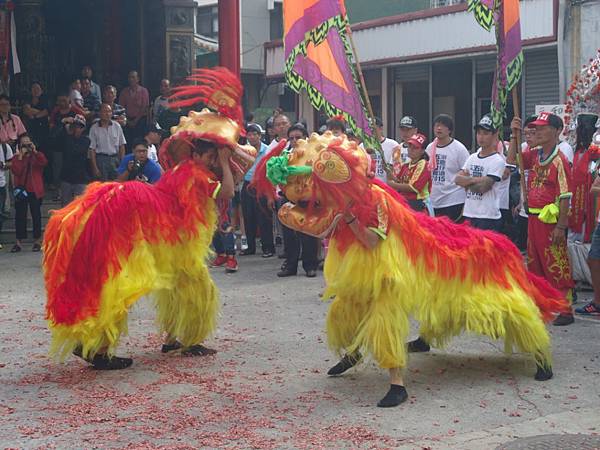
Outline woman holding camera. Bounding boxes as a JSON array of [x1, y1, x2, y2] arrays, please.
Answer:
[[10, 134, 47, 252]]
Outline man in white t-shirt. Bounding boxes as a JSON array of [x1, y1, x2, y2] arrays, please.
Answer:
[[556, 118, 574, 165], [426, 114, 470, 221], [143, 125, 162, 163], [455, 115, 506, 231], [372, 117, 401, 183], [397, 115, 418, 164], [513, 115, 539, 251]]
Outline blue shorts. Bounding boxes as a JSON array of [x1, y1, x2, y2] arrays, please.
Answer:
[[589, 223, 600, 260]]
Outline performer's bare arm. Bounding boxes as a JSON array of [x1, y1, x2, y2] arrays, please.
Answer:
[[506, 117, 522, 166], [342, 211, 380, 249], [552, 198, 569, 246], [217, 148, 235, 200]]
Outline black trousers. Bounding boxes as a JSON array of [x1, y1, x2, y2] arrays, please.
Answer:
[[15, 193, 42, 240], [283, 224, 319, 273], [124, 118, 147, 153], [241, 181, 274, 254], [517, 215, 528, 251], [434, 203, 464, 222]]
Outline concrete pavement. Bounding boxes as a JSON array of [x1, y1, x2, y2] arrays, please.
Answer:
[[1, 250, 599, 449]]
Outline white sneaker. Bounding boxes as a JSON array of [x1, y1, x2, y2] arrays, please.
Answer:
[[241, 236, 248, 251]]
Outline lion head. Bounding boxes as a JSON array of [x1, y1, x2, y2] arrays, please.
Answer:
[[254, 131, 372, 238]]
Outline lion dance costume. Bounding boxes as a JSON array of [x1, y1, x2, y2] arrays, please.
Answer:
[[253, 131, 570, 406], [44, 68, 252, 366]]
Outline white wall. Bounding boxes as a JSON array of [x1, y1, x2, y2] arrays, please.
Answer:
[[560, 0, 600, 101], [241, 0, 271, 73]]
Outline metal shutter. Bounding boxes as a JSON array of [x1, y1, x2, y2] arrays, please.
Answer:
[[394, 64, 429, 82], [476, 56, 496, 74], [524, 48, 559, 116]]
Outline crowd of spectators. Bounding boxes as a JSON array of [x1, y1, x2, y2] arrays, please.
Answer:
[[1, 66, 599, 324], [0, 66, 167, 252]]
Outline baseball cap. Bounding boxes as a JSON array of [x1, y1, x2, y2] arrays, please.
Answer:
[[246, 123, 264, 134], [528, 112, 563, 129], [406, 133, 427, 149], [144, 123, 162, 135], [474, 114, 496, 132], [73, 114, 86, 127], [399, 116, 417, 129]]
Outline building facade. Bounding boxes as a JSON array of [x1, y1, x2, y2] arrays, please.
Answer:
[[265, 0, 600, 147], [7, 0, 282, 118]]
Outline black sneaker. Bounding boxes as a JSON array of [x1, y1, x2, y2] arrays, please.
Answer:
[[407, 337, 430, 353], [262, 252, 275, 258], [277, 268, 297, 277], [305, 269, 317, 278], [161, 341, 183, 353], [90, 354, 133, 370], [553, 313, 574, 326], [575, 301, 600, 316], [327, 352, 361, 376], [534, 362, 553, 381], [377, 384, 408, 407], [182, 344, 217, 356]]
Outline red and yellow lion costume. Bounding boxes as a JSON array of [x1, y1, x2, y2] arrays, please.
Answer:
[[43, 68, 252, 361], [254, 131, 570, 374]]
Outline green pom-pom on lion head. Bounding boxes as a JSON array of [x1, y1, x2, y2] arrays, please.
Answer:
[[266, 155, 312, 186]]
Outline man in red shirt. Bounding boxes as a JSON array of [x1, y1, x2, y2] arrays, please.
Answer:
[[119, 70, 150, 148], [508, 112, 575, 325]]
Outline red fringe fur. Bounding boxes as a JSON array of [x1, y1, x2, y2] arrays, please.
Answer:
[[44, 161, 217, 326], [252, 140, 570, 322], [340, 183, 569, 322], [169, 67, 244, 130]]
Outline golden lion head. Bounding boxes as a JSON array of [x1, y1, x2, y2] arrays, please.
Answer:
[[259, 131, 371, 238]]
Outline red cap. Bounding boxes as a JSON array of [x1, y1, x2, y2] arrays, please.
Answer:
[[528, 112, 562, 129], [407, 133, 427, 149]]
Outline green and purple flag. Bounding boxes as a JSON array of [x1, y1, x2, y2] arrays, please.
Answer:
[[468, 0, 524, 128], [283, 0, 377, 149]]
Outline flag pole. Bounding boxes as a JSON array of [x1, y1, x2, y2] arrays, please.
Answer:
[[345, 24, 392, 176], [511, 87, 528, 208]]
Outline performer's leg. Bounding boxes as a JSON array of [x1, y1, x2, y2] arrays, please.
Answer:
[[326, 295, 366, 376], [502, 303, 554, 380], [156, 270, 219, 356], [527, 217, 574, 325]]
